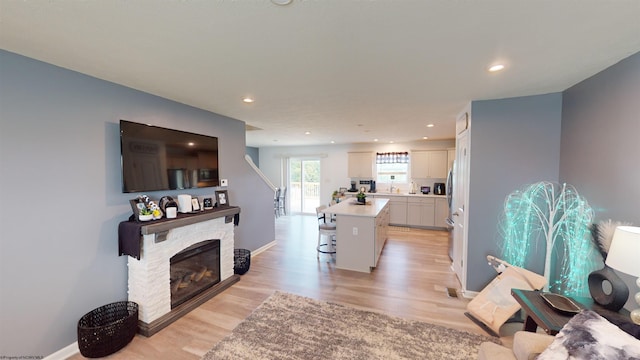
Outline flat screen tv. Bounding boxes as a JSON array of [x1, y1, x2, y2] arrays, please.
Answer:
[[120, 120, 219, 193]]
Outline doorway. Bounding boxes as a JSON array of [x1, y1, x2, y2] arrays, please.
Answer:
[[289, 158, 320, 214]]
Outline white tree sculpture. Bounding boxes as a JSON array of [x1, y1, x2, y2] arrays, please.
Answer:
[[498, 181, 598, 297]]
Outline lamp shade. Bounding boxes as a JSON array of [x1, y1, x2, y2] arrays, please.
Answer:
[[605, 226, 640, 276]]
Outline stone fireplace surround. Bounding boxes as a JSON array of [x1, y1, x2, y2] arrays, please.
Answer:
[[127, 207, 240, 336]]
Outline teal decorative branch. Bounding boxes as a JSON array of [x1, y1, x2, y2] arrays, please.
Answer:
[[498, 181, 598, 297]]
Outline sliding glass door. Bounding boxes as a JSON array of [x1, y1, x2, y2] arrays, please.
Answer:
[[289, 158, 320, 214]]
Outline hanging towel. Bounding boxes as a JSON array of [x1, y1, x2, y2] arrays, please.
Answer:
[[118, 221, 142, 260]]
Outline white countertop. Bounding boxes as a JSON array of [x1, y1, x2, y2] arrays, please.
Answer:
[[323, 197, 389, 217]]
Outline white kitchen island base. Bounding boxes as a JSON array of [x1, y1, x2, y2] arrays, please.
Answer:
[[323, 198, 390, 273]]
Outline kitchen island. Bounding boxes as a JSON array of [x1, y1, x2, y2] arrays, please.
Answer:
[[322, 197, 390, 273]]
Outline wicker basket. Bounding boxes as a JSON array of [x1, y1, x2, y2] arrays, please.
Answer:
[[234, 248, 251, 275], [77, 301, 139, 358]]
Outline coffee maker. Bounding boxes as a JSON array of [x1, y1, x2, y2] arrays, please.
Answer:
[[348, 181, 358, 192], [369, 180, 376, 193]]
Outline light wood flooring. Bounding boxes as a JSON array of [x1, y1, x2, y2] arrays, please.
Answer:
[[71, 215, 496, 359]]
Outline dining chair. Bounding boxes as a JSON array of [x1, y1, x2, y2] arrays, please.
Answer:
[[278, 186, 287, 216], [274, 188, 281, 218]]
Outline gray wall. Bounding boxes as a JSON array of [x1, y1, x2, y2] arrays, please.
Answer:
[[464, 52, 640, 301], [0, 50, 274, 356], [560, 52, 639, 224], [560, 52, 640, 308], [466, 93, 563, 291]]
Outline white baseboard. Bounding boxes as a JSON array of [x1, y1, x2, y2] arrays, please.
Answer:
[[44, 341, 79, 360], [250, 240, 276, 257], [461, 290, 479, 299]]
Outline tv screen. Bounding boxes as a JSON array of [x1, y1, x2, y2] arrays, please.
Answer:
[[120, 120, 219, 193]]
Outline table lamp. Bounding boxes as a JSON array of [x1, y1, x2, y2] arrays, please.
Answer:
[[605, 226, 640, 324]]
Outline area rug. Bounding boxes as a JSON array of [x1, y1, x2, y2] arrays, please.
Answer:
[[202, 291, 499, 360]]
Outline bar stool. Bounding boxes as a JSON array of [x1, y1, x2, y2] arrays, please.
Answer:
[[315, 205, 336, 258]]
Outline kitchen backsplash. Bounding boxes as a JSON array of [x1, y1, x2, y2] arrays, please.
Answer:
[[349, 177, 446, 193]]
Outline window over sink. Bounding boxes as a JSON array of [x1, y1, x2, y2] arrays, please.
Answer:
[[376, 163, 408, 183], [376, 152, 409, 184]]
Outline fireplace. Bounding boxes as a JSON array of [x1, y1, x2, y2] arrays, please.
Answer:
[[126, 208, 240, 336], [170, 239, 220, 309]]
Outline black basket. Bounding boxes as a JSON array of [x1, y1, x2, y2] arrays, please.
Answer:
[[234, 248, 251, 275], [77, 301, 139, 358]]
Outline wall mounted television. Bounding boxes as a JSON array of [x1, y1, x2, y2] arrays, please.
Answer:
[[120, 120, 219, 193]]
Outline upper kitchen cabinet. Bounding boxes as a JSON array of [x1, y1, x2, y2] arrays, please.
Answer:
[[348, 152, 374, 178], [410, 150, 448, 178]]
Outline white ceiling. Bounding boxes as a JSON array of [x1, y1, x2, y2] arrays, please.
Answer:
[[1, 1, 639, 147]]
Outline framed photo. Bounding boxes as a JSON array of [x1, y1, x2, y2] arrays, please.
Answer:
[[130, 197, 155, 218], [191, 198, 200, 211], [215, 190, 229, 207], [129, 196, 158, 221], [129, 199, 145, 218]]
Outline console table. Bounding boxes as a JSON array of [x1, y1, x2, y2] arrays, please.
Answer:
[[511, 289, 631, 335]]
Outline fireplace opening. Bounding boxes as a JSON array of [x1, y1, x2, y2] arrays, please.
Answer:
[[170, 239, 220, 309]]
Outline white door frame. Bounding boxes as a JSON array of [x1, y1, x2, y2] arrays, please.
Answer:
[[452, 121, 470, 292]]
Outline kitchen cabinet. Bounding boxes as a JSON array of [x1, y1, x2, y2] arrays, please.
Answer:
[[410, 150, 448, 179], [434, 197, 449, 228], [375, 205, 390, 266], [407, 197, 435, 227], [345, 194, 447, 229], [373, 195, 407, 225], [347, 152, 374, 178]]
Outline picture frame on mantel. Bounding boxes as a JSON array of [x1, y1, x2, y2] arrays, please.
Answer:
[[129, 198, 147, 218], [215, 190, 229, 207]]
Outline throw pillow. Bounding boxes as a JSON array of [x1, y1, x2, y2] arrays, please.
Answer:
[[537, 310, 640, 360]]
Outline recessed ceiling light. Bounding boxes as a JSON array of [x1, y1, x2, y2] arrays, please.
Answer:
[[271, 0, 293, 5], [242, 97, 254, 103], [389, 141, 394, 144], [188, 142, 195, 146], [426, 124, 435, 128], [330, 140, 335, 144], [423, 136, 429, 140], [373, 139, 379, 142], [304, 131, 311, 135], [489, 64, 505, 72]]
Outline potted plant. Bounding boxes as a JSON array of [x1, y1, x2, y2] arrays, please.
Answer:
[[356, 190, 367, 204], [135, 194, 162, 221], [139, 207, 153, 221]]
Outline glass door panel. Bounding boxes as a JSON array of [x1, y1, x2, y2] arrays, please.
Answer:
[[289, 158, 320, 214]]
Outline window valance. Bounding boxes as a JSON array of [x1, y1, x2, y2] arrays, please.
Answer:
[[376, 152, 409, 164]]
